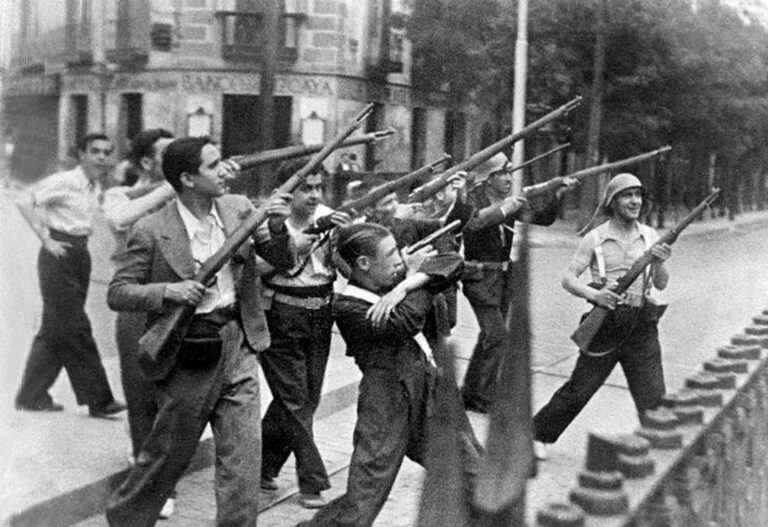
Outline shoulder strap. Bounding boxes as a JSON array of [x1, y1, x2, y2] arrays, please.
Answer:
[[592, 224, 608, 282]]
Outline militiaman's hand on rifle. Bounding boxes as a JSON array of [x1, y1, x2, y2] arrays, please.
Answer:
[[589, 285, 623, 311], [499, 195, 527, 217], [265, 191, 293, 232], [555, 176, 580, 200], [164, 280, 206, 306]]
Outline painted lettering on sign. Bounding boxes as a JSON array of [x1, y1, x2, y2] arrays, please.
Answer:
[[275, 76, 336, 97], [182, 73, 261, 94]]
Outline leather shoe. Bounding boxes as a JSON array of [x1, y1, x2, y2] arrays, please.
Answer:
[[16, 400, 64, 412], [89, 400, 127, 418], [260, 476, 278, 491], [299, 493, 325, 509], [159, 497, 175, 519]]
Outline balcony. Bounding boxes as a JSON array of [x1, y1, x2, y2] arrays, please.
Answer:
[[216, 11, 304, 64]]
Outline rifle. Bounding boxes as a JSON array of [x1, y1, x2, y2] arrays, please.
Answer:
[[407, 96, 582, 203], [230, 129, 394, 170], [571, 188, 720, 354], [508, 142, 570, 175], [523, 146, 671, 199], [137, 103, 376, 381], [405, 219, 462, 254], [303, 153, 453, 234]]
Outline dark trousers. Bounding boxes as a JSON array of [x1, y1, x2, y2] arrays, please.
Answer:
[[106, 320, 261, 527], [461, 268, 512, 411], [533, 308, 666, 443], [300, 362, 479, 527], [16, 236, 114, 408], [261, 301, 332, 494], [115, 311, 158, 457]]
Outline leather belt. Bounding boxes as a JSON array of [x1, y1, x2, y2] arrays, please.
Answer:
[[465, 260, 510, 272], [193, 304, 239, 326], [273, 292, 331, 310]]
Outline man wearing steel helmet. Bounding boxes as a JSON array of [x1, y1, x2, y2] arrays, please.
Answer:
[[532, 173, 672, 460], [460, 152, 576, 414]]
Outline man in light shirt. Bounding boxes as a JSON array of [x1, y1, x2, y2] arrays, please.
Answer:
[[106, 136, 295, 527], [259, 158, 350, 508], [15, 133, 126, 417]]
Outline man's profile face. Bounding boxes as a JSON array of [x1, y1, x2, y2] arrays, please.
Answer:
[[487, 170, 512, 196], [79, 139, 114, 181], [371, 193, 399, 222], [189, 143, 232, 197], [364, 235, 405, 292], [293, 173, 324, 216]]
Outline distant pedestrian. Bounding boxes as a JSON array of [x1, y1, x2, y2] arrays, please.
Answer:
[[532, 173, 671, 460], [106, 136, 295, 527], [297, 223, 478, 527], [14, 133, 127, 417], [260, 158, 350, 509]]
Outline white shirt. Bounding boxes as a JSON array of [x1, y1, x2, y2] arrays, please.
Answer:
[[30, 166, 101, 236], [267, 203, 337, 289], [176, 200, 237, 314]]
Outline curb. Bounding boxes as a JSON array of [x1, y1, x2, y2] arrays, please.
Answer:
[[5, 381, 360, 527]]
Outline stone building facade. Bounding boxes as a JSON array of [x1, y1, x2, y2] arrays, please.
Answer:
[[2, 0, 459, 191]]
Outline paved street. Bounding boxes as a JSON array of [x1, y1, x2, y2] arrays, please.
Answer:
[[3, 184, 768, 526]]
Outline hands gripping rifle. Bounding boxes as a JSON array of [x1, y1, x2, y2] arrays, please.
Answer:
[[303, 153, 453, 235], [137, 104, 376, 381], [571, 189, 720, 354]]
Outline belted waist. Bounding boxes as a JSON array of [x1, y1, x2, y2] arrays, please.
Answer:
[[50, 229, 88, 245], [465, 260, 511, 272], [192, 304, 239, 327], [268, 283, 333, 298], [272, 292, 331, 310]]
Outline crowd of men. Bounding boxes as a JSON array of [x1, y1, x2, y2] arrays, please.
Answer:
[[14, 127, 672, 527]]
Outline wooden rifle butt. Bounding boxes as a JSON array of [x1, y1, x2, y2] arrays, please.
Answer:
[[138, 305, 196, 381]]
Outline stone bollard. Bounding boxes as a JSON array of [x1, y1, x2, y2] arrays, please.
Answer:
[[718, 344, 761, 361], [661, 391, 705, 425], [536, 503, 585, 527], [566, 433, 655, 516], [636, 407, 684, 450]]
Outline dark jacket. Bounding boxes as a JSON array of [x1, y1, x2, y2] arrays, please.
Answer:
[[334, 253, 463, 375]]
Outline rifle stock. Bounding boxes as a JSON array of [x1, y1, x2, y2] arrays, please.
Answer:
[[138, 103, 376, 381], [571, 189, 720, 352], [304, 154, 452, 234], [522, 146, 671, 199], [407, 97, 582, 203], [230, 129, 394, 170]]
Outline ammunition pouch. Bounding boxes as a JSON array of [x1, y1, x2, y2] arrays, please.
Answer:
[[178, 306, 238, 369]]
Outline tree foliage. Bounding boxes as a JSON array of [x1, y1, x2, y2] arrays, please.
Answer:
[[408, 0, 768, 210]]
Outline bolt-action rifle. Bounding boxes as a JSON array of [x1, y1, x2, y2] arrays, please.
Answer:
[[303, 153, 453, 235], [137, 103, 376, 381], [404, 219, 462, 254], [407, 96, 583, 204], [229, 129, 394, 170], [523, 146, 671, 199], [571, 188, 721, 355]]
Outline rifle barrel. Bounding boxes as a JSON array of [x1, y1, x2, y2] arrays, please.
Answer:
[[405, 219, 462, 254], [408, 96, 582, 203], [509, 143, 570, 174], [231, 128, 394, 170]]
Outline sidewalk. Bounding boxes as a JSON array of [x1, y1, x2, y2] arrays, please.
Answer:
[[4, 186, 768, 526]]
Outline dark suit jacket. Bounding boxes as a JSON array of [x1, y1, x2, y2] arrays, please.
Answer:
[[107, 193, 295, 353]]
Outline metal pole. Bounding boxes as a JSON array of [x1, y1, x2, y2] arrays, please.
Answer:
[[510, 0, 529, 194]]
